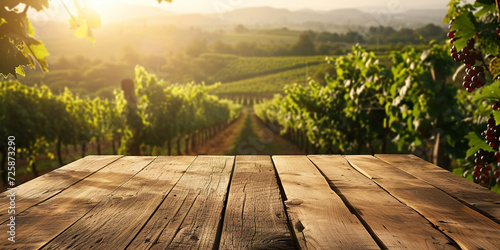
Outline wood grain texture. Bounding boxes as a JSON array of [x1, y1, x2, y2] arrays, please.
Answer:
[[376, 154, 500, 223], [345, 155, 500, 250], [1, 156, 155, 249], [128, 156, 234, 249], [43, 156, 195, 249], [272, 155, 379, 249], [219, 155, 295, 249], [0, 155, 122, 224], [308, 155, 456, 249]]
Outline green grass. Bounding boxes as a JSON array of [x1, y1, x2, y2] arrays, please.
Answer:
[[213, 63, 326, 94], [210, 55, 325, 83]]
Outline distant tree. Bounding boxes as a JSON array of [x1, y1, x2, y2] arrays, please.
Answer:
[[120, 44, 141, 64], [211, 40, 235, 54], [416, 24, 446, 42], [185, 39, 208, 57], [234, 24, 249, 33], [292, 33, 315, 56], [234, 41, 257, 56]]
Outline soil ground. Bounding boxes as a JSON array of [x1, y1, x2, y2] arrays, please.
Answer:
[[194, 109, 303, 155]]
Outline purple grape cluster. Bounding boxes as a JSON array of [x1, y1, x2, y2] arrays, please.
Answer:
[[462, 65, 486, 92], [474, 116, 500, 187], [448, 18, 486, 92], [447, 18, 457, 43], [493, 101, 500, 111], [473, 149, 497, 187], [481, 116, 500, 151]]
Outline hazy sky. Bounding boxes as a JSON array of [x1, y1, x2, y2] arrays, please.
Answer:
[[88, 0, 452, 13]]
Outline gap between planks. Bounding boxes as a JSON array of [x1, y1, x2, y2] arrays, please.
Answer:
[[375, 154, 500, 224], [272, 155, 379, 249], [43, 156, 196, 249], [308, 155, 458, 249], [0, 155, 123, 224], [219, 155, 295, 249], [344, 155, 500, 250], [2, 156, 156, 249]]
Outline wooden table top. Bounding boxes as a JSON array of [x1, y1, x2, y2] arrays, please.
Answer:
[[2, 155, 500, 249]]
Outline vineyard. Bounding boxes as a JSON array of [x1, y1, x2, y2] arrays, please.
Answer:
[[208, 55, 325, 82], [0, 66, 241, 185], [213, 63, 327, 95], [255, 42, 499, 191], [4, 0, 500, 194]]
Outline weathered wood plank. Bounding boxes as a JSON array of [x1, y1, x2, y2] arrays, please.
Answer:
[[0, 155, 122, 224], [272, 155, 379, 249], [219, 155, 295, 249], [376, 154, 500, 223], [1, 156, 155, 249], [308, 155, 456, 249], [42, 156, 195, 249], [345, 155, 500, 250], [128, 156, 234, 249]]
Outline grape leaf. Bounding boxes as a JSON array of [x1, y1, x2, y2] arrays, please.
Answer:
[[492, 182, 500, 193], [452, 13, 476, 51], [30, 42, 50, 71], [494, 111, 500, 126], [465, 131, 491, 158], [476, 13, 499, 55], [472, 81, 500, 102], [490, 57, 500, 79], [444, 0, 461, 23], [15, 65, 25, 77], [473, 0, 497, 18]]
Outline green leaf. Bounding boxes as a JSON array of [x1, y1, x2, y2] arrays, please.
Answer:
[[452, 167, 463, 176], [494, 111, 500, 126], [476, 13, 499, 55], [472, 81, 500, 102], [31, 42, 50, 71], [474, 0, 497, 18], [15, 65, 25, 77], [490, 57, 500, 79], [452, 13, 476, 51], [444, 0, 461, 23], [465, 131, 491, 158], [491, 182, 500, 193]]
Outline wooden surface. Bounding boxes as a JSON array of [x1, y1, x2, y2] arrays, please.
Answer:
[[2, 154, 500, 249], [308, 155, 455, 249], [376, 154, 500, 223], [273, 156, 379, 249], [220, 156, 294, 249]]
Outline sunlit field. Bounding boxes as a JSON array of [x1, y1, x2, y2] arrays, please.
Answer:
[[2, 0, 499, 193]]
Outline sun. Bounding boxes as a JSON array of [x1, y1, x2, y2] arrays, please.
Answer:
[[81, 0, 116, 23]]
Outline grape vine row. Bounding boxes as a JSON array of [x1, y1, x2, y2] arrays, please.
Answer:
[[0, 66, 241, 185]]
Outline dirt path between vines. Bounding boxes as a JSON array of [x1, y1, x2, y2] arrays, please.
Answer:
[[194, 109, 303, 155]]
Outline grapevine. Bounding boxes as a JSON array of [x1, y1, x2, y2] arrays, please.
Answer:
[[255, 44, 468, 163], [445, 0, 500, 189], [0, 66, 241, 184]]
